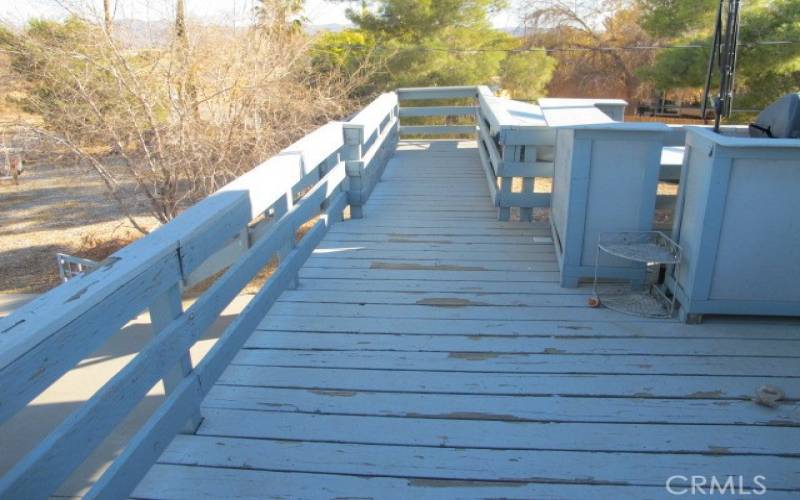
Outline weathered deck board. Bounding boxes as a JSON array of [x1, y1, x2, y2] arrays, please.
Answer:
[[135, 140, 800, 499], [232, 349, 800, 377], [153, 436, 800, 488], [243, 329, 800, 358], [196, 408, 800, 455], [217, 365, 800, 399], [257, 313, 800, 339], [202, 385, 799, 426], [306, 255, 558, 272], [134, 466, 800, 500]]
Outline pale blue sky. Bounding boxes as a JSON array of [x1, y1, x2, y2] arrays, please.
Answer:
[[3, 1, 523, 30]]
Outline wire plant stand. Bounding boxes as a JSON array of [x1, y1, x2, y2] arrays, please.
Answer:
[[591, 231, 682, 318], [56, 253, 98, 283]]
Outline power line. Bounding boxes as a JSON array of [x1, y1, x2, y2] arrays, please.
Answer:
[[317, 40, 800, 54]]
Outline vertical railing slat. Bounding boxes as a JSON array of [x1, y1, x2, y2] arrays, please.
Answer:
[[498, 144, 514, 221], [148, 284, 203, 433], [275, 192, 299, 289]]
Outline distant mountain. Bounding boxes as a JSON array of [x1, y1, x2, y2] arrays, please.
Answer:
[[110, 19, 349, 48], [500, 26, 527, 37], [307, 23, 349, 34], [113, 19, 172, 49]]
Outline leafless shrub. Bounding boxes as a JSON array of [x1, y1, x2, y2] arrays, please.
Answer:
[[2, 7, 374, 233]]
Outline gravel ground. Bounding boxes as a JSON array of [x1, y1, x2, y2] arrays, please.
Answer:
[[0, 159, 158, 293]]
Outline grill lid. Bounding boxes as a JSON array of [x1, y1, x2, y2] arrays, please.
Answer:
[[748, 93, 800, 139]]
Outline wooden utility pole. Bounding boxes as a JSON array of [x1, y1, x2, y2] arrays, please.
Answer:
[[175, 0, 187, 43], [175, 0, 198, 115], [103, 0, 113, 33]]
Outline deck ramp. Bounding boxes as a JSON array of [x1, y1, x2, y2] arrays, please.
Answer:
[[134, 141, 800, 499]]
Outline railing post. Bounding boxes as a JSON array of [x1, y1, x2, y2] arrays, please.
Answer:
[[274, 192, 299, 289], [520, 145, 537, 222], [343, 124, 365, 219], [498, 144, 513, 221], [148, 283, 203, 433], [369, 104, 399, 195], [521, 178, 534, 221], [391, 100, 400, 151]]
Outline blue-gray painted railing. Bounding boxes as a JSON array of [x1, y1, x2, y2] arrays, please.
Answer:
[[397, 85, 479, 137], [394, 86, 701, 224], [477, 87, 559, 221], [0, 93, 398, 499], [344, 93, 399, 218], [395, 85, 557, 221]]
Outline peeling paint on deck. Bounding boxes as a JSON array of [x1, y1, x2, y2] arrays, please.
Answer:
[[408, 478, 527, 488], [370, 262, 487, 271], [388, 238, 452, 244], [309, 389, 358, 397], [416, 298, 489, 307], [448, 352, 499, 360], [405, 411, 525, 422], [689, 390, 724, 399]]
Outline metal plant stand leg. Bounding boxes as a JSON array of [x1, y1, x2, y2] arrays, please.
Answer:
[[591, 231, 682, 318]]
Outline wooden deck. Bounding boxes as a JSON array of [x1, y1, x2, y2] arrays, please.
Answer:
[[134, 141, 800, 499]]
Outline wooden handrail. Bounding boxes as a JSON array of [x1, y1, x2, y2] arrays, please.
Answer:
[[396, 86, 479, 139], [347, 92, 398, 147], [396, 85, 480, 101], [399, 105, 477, 118], [0, 122, 345, 426]]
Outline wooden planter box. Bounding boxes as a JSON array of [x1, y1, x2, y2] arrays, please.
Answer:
[[549, 122, 669, 287], [667, 127, 800, 321]]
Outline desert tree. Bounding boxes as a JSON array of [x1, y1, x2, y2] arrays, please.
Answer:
[[519, 0, 655, 103], [638, 0, 800, 110]]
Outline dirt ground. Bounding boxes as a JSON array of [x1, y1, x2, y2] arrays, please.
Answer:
[[0, 159, 157, 293]]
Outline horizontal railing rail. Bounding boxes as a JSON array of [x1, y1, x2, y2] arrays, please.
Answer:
[[396, 85, 479, 138], [396, 85, 481, 101], [0, 93, 398, 499], [399, 105, 476, 118]]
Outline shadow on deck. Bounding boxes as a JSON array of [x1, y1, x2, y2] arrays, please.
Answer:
[[133, 141, 800, 499]]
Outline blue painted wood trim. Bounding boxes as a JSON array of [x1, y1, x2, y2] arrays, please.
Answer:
[[399, 125, 476, 136], [0, 157, 349, 500], [84, 193, 347, 500], [148, 284, 202, 433], [688, 154, 733, 302], [397, 86, 479, 101], [0, 251, 182, 425], [399, 106, 477, 117]]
